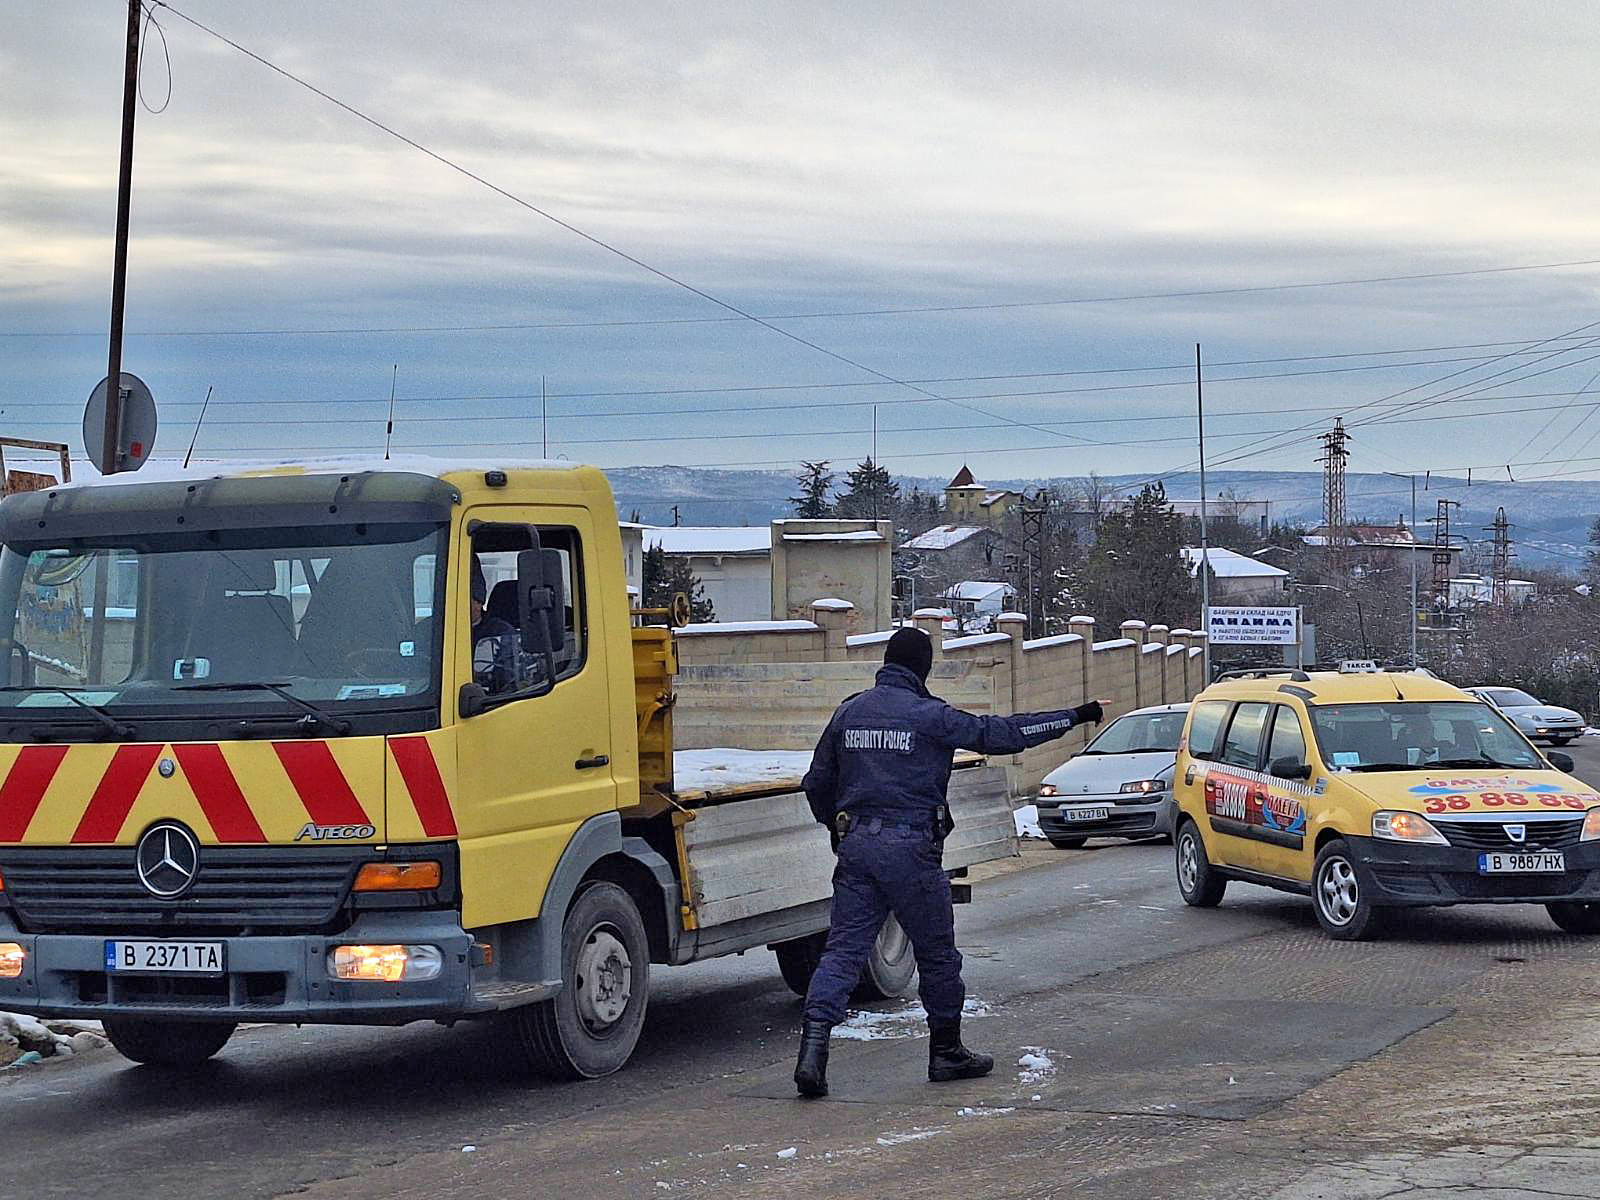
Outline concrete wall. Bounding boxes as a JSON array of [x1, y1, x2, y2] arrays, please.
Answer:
[[681, 553, 771, 623], [770, 519, 891, 631], [672, 600, 1208, 795]]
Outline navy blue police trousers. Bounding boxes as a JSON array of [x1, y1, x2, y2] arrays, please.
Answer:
[[803, 817, 965, 1026]]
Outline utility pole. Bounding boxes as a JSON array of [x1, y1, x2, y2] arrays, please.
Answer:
[[1487, 507, 1514, 608], [1382, 471, 1420, 669], [1318, 418, 1351, 575], [541, 375, 548, 458], [1195, 344, 1212, 682], [102, 0, 143, 476], [1017, 490, 1047, 631], [671, 504, 681, 528]]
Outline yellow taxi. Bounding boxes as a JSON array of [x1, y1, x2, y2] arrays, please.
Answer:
[[1172, 665, 1600, 939]]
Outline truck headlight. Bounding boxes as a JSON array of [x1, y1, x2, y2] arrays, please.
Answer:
[[1120, 780, 1165, 795], [328, 944, 443, 982], [0, 942, 23, 979], [1038, 784, 1058, 797], [1582, 808, 1600, 843], [1373, 811, 1448, 845]]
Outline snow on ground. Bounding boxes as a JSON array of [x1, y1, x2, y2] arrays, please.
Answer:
[[833, 996, 995, 1041], [875, 1129, 945, 1146], [672, 749, 814, 793], [0, 1011, 106, 1068], [956, 1106, 1016, 1117], [1018, 1047, 1058, 1085], [1013, 803, 1045, 839]]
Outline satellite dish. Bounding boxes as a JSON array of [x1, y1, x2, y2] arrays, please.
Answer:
[[83, 372, 157, 473]]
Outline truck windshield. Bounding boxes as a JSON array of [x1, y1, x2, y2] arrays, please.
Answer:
[[1308, 701, 1542, 772], [0, 523, 445, 717]]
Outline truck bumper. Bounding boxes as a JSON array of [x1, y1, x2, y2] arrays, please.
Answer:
[[0, 911, 497, 1026], [1348, 836, 1600, 907]]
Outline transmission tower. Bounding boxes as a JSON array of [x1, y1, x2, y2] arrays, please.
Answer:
[[1429, 499, 1462, 611], [1318, 419, 1351, 571], [1017, 489, 1048, 631], [1487, 507, 1515, 607]]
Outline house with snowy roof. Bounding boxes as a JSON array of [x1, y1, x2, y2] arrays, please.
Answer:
[[943, 465, 1021, 527], [1180, 547, 1289, 604]]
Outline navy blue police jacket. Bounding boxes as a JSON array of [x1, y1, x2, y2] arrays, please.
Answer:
[[802, 662, 1083, 826]]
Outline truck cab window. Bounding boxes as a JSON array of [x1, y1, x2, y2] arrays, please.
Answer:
[[469, 525, 587, 699]]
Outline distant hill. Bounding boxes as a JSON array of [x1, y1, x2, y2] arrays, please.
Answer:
[[605, 465, 1598, 573]]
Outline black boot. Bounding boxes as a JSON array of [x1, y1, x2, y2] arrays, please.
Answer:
[[928, 1017, 993, 1083], [794, 1019, 831, 1098]]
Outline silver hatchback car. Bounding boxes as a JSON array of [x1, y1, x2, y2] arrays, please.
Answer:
[[1034, 703, 1189, 848]]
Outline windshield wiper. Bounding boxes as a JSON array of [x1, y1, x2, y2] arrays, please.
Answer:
[[1429, 757, 1525, 769], [172, 681, 352, 736], [1345, 762, 1414, 772], [0, 686, 133, 740]]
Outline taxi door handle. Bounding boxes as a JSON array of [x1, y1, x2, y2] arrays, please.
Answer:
[[575, 754, 610, 770]]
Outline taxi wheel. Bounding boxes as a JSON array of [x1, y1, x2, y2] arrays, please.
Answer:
[[1313, 839, 1383, 940], [1047, 836, 1088, 850], [1175, 821, 1226, 907], [1547, 901, 1600, 934], [102, 1017, 235, 1067]]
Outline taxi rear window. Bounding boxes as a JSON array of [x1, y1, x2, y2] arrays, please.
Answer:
[[1185, 700, 1230, 760]]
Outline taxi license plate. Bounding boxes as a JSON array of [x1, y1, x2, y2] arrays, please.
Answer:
[[105, 940, 225, 975], [1060, 805, 1111, 822], [1477, 851, 1565, 875]]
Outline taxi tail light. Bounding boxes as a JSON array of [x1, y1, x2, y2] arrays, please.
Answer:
[[0, 866, 6, 892], [352, 861, 441, 892], [1373, 811, 1449, 845], [0, 942, 24, 979], [1582, 808, 1600, 843], [328, 944, 443, 982]]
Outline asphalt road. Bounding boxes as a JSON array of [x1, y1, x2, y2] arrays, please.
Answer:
[[6, 740, 1600, 1199]]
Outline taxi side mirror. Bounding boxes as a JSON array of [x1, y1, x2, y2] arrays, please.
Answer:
[[1547, 750, 1575, 774], [1269, 756, 1311, 781]]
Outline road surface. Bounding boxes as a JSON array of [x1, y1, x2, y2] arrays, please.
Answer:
[[6, 739, 1600, 1198]]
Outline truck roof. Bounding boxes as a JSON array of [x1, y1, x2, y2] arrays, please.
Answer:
[[62, 454, 596, 489]]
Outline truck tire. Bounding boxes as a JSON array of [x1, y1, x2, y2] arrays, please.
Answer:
[[514, 881, 650, 1080], [102, 1017, 235, 1067], [773, 931, 828, 997], [1175, 820, 1226, 908], [1547, 901, 1600, 933], [852, 914, 917, 1001]]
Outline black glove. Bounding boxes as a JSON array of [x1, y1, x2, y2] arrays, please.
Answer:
[[1071, 700, 1104, 727]]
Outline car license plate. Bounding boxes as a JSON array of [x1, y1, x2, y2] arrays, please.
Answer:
[[105, 940, 225, 975], [1060, 805, 1111, 822], [1477, 851, 1565, 875]]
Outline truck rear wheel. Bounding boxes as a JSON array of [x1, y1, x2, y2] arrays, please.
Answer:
[[102, 1017, 235, 1067], [773, 931, 828, 997], [514, 881, 650, 1080], [852, 914, 917, 1001], [772, 917, 918, 1002]]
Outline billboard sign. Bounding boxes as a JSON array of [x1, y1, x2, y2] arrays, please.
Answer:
[[1208, 605, 1299, 646]]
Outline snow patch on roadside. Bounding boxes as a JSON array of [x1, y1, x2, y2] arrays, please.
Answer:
[[1013, 804, 1044, 839], [1018, 1047, 1057, 1085], [956, 1106, 1016, 1117], [0, 1012, 107, 1068], [833, 996, 995, 1041], [876, 1129, 945, 1146]]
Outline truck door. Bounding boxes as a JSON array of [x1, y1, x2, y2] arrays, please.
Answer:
[[450, 511, 616, 929]]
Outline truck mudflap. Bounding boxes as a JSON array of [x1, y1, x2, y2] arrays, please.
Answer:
[[0, 910, 499, 1027], [677, 763, 1016, 937]]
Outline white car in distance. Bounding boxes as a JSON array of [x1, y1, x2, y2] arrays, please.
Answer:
[[1465, 686, 1585, 746], [1034, 703, 1189, 849]]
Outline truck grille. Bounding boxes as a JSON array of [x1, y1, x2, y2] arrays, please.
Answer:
[[1431, 817, 1585, 852], [0, 846, 371, 934]]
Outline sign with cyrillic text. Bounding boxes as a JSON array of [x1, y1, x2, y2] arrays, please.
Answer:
[[1207, 606, 1299, 646]]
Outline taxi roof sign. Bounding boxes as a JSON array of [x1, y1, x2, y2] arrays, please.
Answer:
[[1339, 659, 1381, 673]]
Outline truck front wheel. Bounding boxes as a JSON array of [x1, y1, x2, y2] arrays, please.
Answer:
[[102, 1017, 235, 1067], [514, 881, 650, 1080]]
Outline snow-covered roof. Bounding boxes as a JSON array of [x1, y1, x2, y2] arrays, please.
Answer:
[[643, 526, 770, 556], [677, 619, 817, 635], [941, 580, 1013, 602], [980, 490, 1017, 507], [1180, 547, 1288, 579], [902, 524, 985, 551], [781, 530, 885, 543]]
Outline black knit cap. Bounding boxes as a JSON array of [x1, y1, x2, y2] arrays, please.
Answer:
[[884, 627, 933, 683]]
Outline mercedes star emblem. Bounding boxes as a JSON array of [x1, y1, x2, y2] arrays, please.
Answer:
[[135, 822, 200, 898]]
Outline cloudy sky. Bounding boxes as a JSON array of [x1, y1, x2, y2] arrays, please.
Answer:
[[3, 1, 1599, 499]]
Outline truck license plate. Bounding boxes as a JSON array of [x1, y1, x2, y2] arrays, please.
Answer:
[[1060, 805, 1111, 822], [105, 940, 225, 975], [1477, 851, 1565, 875]]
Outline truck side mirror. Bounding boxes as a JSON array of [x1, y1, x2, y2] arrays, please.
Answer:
[[515, 547, 565, 654]]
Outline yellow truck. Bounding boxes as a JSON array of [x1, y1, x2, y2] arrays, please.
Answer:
[[0, 460, 1014, 1076]]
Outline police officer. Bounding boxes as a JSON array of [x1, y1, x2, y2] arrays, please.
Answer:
[[794, 626, 1104, 1098]]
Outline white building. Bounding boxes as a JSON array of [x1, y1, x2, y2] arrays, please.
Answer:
[[643, 526, 772, 623], [1447, 574, 1536, 607], [939, 580, 1017, 630], [1181, 547, 1290, 603]]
